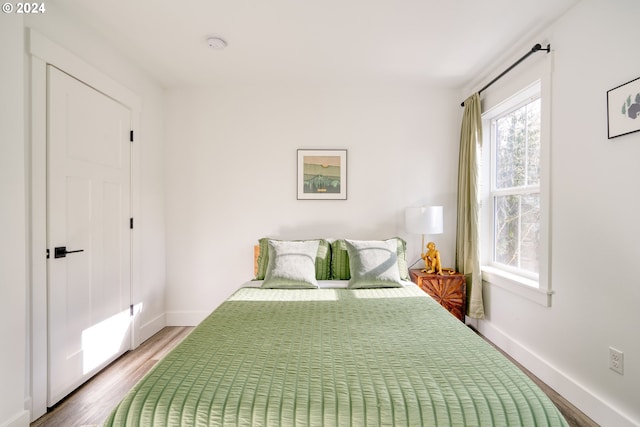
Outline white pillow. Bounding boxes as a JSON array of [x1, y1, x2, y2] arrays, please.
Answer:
[[262, 240, 320, 289], [344, 239, 403, 288]]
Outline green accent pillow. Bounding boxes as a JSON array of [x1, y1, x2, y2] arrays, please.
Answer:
[[345, 239, 403, 288], [255, 238, 331, 280], [262, 240, 320, 289], [331, 237, 409, 280], [330, 239, 351, 280]]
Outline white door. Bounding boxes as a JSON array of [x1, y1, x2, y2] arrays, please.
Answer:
[[47, 65, 132, 406]]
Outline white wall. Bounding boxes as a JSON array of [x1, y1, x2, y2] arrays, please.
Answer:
[[164, 83, 461, 322], [475, 1, 640, 425], [0, 12, 30, 427]]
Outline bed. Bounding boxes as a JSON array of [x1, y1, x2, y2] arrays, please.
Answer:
[[103, 238, 568, 426]]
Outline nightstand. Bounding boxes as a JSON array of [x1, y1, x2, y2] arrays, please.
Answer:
[[409, 268, 466, 321]]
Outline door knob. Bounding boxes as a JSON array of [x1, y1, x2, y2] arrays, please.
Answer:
[[54, 246, 84, 259]]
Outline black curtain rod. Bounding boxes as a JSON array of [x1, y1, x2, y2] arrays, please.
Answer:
[[460, 43, 550, 107]]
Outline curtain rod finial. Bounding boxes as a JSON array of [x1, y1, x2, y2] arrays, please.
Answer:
[[532, 43, 551, 53]]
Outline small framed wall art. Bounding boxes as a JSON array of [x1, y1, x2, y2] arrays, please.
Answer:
[[607, 75, 640, 139], [297, 149, 347, 200]]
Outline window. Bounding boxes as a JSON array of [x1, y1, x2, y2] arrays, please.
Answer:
[[480, 80, 552, 306], [492, 95, 540, 277]]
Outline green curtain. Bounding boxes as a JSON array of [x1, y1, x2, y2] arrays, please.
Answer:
[[456, 93, 485, 319]]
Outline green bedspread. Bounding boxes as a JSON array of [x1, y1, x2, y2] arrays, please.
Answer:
[[103, 286, 568, 426]]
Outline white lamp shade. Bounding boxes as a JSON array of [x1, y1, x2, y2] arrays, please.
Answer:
[[405, 206, 443, 235]]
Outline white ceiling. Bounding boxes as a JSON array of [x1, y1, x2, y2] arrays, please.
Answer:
[[49, 0, 579, 89]]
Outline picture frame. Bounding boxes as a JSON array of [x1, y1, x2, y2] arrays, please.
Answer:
[[297, 149, 347, 200], [607, 76, 640, 139]]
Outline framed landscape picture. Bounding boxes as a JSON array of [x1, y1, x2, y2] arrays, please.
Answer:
[[607, 76, 640, 139], [297, 149, 347, 200]]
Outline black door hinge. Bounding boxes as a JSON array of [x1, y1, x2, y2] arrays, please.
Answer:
[[130, 304, 134, 316], [130, 218, 134, 229], [130, 130, 134, 142], [46, 249, 50, 259]]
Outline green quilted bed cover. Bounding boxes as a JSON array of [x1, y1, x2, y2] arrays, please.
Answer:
[[103, 287, 567, 426]]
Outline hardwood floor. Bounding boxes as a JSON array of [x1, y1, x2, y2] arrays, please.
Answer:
[[31, 327, 193, 427], [31, 326, 598, 426]]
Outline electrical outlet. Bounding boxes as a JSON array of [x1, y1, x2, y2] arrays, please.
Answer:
[[609, 347, 624, 375]]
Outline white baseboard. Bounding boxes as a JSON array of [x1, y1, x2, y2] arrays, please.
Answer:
[[166, 311, 208, 326], [478, 320, 638, 427], [22, 397, 30, 419], [0, 410, 30, 427], [138, 312, 166, 344]]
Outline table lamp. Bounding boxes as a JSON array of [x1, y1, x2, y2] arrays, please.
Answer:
[[405, 206, 444, 271]]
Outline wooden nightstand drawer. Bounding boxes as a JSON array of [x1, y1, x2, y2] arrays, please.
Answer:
[[409, 269, 466, 321]]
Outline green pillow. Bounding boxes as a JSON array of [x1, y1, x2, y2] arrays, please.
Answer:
[[331, 237, 408, 280], [255, 238, 331, 280], [262, 240, 320, 289], [330, 239, 351, 280], [344, 239, 403, 288]]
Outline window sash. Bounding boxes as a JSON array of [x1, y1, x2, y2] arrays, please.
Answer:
[[490, 97, 541, 192], [491, 192, 540, 279]]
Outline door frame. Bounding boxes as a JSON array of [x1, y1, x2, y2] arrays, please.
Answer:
[[28, 29, 142, 421]]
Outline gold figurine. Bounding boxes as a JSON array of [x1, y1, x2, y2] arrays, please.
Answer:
[[421, 241, 442, 275]]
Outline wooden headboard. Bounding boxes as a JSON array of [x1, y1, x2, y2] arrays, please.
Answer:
[[253, 245, 260, 277]]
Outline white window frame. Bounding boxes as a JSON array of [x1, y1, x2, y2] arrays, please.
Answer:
[[479, 62, 553, 307]]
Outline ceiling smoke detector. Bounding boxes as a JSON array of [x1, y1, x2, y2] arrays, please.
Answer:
[[206, 36, 227, 50]]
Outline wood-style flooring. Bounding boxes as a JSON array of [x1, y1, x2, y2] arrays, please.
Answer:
[[31, 327, 193, 427], [31, 326, 598, 427]]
